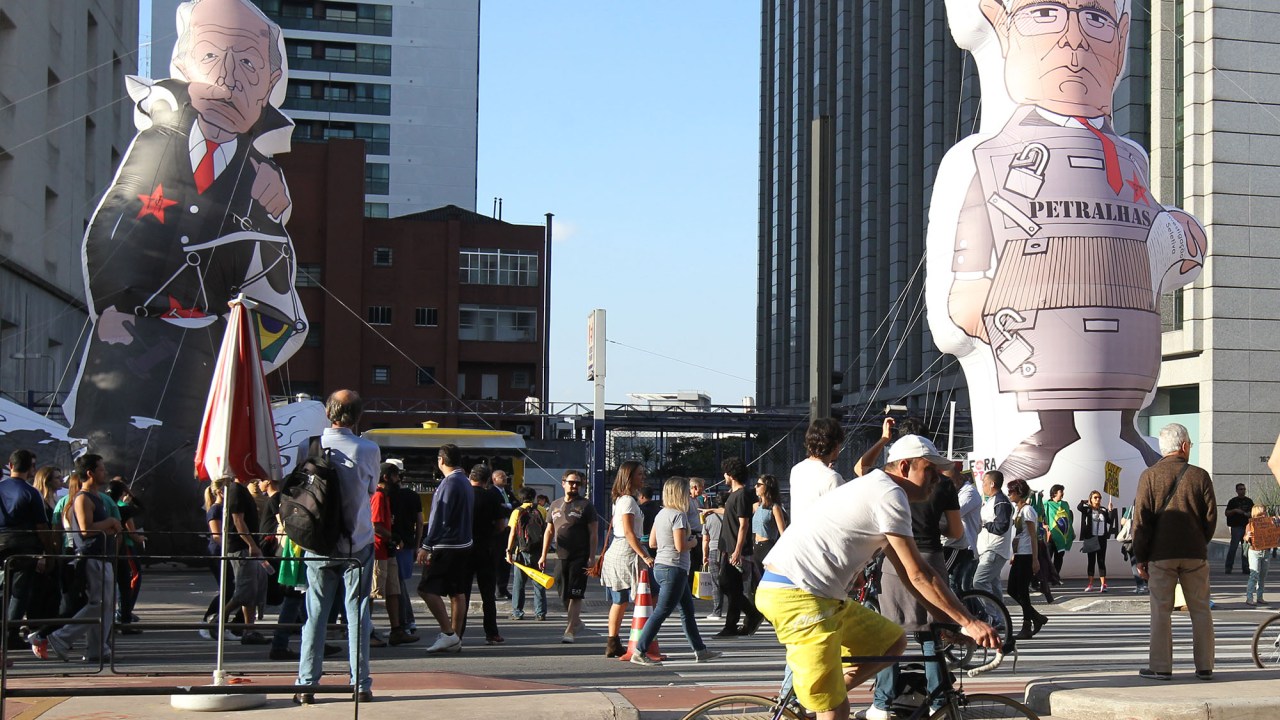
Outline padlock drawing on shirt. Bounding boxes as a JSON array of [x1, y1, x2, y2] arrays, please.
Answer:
[[992, 308, 1036, 377], [1003, 142, 1050, 199]]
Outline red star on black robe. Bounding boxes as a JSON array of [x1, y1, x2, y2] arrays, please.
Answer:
[[137, 183, 179, 223]]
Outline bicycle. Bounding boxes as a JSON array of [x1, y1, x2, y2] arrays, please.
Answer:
[[680, 623, 1038, 719], [1252, 610, 1280, 668], [944, 589, 1014, 675], [854, 553, 1015, 675]]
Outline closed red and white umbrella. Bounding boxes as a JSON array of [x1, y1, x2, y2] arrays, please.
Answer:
[[192, 296, 280, 688], [195, 297, 282, 484]]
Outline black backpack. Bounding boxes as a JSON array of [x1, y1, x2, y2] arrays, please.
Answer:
[[514, 505, 547, 553], [279, 439, 348, 555]]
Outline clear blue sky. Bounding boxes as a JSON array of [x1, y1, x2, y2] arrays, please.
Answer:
[[139, 0, 761, 407], [477, 2, 760, 406]]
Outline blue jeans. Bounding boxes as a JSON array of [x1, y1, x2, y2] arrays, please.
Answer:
[[272, 590, 305, 651], [947, 548, 977, 593], [636, 564, 705, 654], [395, 547, 416, 627], [1248, 549, 1270, 601], [297, 544, 374, 693], [873, 635, 942, 713], [511, 550, 546, 618]]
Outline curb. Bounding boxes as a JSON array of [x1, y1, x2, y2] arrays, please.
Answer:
[[603, 690, 642, 720], [1025, 669, 1280, 720]]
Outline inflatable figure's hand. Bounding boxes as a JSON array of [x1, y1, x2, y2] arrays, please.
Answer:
[[1169, 209, 1207, 274], [250, 159, 290, 220], [97, 306, 135, 345], [948, 277, 992, 344]]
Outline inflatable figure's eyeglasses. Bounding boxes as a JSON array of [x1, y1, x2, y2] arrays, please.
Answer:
[[1009, 2, 1119, 43]]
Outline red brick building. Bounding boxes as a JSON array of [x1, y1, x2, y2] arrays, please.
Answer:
[[275, 140, 550, 435]]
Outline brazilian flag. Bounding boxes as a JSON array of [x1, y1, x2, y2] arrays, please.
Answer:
[[255, 310, 297, 363]]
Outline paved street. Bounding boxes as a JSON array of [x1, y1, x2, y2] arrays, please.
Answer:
[[2, 564, 1275, 718]]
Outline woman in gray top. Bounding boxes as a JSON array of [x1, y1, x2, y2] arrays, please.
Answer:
[[630, 477, 722, 666]]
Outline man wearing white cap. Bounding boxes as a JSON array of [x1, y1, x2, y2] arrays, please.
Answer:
[[756, 435, 999, 720]]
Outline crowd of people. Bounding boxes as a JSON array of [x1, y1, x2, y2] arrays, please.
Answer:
[[5, 399, 1280, 711]]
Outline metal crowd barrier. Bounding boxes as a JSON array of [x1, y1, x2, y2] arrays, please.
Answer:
[[0, 528, 368, 717]]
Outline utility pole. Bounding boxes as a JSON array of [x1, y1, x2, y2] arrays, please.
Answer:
[[587, 309, 607, 522], [808, 115, 835, 423]]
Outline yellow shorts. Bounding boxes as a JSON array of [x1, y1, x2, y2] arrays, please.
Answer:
[[756, 585, 904, 713]]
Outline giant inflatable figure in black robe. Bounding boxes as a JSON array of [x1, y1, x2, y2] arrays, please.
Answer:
[[65, 0, 306, 545]]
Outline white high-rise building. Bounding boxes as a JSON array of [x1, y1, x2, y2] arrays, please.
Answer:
[[0, 0, 140, 407], [149, 0, 478, 217]]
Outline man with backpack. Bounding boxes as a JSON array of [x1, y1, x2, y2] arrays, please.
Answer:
[[506, 486, 547, 620], [293, 390, 380, 705]]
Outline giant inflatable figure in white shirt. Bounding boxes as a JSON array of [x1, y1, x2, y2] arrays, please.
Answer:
[[926, 0, 1205, 501]]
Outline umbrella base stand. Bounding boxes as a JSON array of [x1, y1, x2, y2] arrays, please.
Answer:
[[170, 674, 269, 713], [170, 692, 269, 712]]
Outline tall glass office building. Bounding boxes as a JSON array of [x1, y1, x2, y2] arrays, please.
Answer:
[[756, 1, 981, 424]]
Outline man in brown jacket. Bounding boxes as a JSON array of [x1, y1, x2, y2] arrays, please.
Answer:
[[1133, 423, 1217, 681]]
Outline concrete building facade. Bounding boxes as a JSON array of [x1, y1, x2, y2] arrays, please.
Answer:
[[150, 0, 479, 217], [1142, 0, 1280, 500], [0, 0, 139, 412]]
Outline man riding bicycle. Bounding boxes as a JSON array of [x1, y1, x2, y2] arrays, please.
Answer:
[[756, 435, 1000, 720]]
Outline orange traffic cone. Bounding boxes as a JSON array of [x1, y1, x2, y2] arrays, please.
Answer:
[[618, 569, 665, 662]]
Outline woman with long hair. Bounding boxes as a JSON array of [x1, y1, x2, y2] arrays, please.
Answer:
[[751, 474, 788, 561], [200, 478, 236, 638], [1245, 504, 1271, 606], [1007, 478, 1048, 639], [1077, 489, 1117, 591], [630, 477, 721, 666], [600, 461, 655, 658], [32, 466, 63, 517]]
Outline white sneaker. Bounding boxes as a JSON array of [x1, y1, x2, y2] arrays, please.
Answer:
[[706, 612, 724, 621], [854, 706, 892, 720], [425, 633, 461, 653], [561, 631, 575, 644]]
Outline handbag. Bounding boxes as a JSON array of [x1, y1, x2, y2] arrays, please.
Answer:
[[586, 521, 611, 578], [1079, 536, 1101, 554], [692, 570, 712, 600]]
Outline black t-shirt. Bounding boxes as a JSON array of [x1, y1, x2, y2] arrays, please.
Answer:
[[721, 486, 753, 556], [224, 482, 260, 553], [911, 480, 960, 553], [549, 496, 598, 560], [390, 485, 422, 548], [261, 492, 282, 536], [470, 485, 504, 552], [1227, 495, 1254, 528], [640, 497, 660, 539]]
